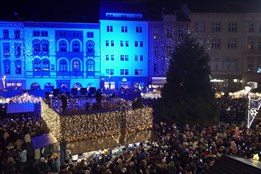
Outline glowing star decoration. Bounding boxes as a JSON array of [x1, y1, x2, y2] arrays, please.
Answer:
[[247, 96, 261, 128]]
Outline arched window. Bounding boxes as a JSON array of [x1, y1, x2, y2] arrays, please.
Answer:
[[73, 82, 82, 89], [59, 40, 67, 52], [15, 60, 22, 74], [87, 59, 95, 71], [59, 59, 67, 72], [72, 60, 80, 72], [44, 83, 54, 92], [3, 60, 11, 74], [42, 59, 50, 71], [33, 58, 41, 71], [31, 82, 41, 90], [41, 40, 49, 52], [72, 41, 80, 52], [86, 40, 95, 56], [32, 39, 40, 54]]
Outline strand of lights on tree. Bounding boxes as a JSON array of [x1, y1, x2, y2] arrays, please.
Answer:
[[41, 101, 153, 143]]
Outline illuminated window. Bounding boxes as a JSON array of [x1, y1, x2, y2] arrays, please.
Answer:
[[106, 40, 109, 46], [3, 60, 11, 74], [212, 22, 221, 32], [120, 40, 124, 47], [42, 59, 50, 71], [228, 23, 237, 32], [59, 40, 67, 52], [86, 40, 95, 56], [3, 43, 10, 57], [106, 55, 109, 61], [33, 58, 41, 71], [15, 43, 21, 58], [87, 59, 95, 71], [106, 69, 114, 75], [32, 39, 41, 54], [125, 55, 129, 61], [87, 32, 94, 38], [3, 30, 9, 39], [72, 60, 80, 71], [72, 41, 80, 52], [125, 69, 129, 75], [14, 30, 20, 39], [248, 38, 255, 50], [59, 59, 67, 72], [15, 60, 21, 74], [125, 41, 129, 47], [178, 28, 186, 39]]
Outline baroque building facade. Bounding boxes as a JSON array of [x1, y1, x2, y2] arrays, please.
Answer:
[[0, 1, 260, 91]]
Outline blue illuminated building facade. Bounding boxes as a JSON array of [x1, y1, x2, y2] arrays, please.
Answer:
[[0, 1, 188, 91]]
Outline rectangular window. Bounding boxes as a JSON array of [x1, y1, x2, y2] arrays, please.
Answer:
[[178, 28, 186, 39], [227, 39, 237, 49], [120, 55, 124, 61], [140, 55, 143, 61], [228, 23, 237, 32], [3, 43, 10, 57], [33, 31, 40, 37], [135, 41, 138, 47], [106, 40, 109, 46], [125, 55, 128, 61], [154, 30, 158, 40], [3, 30, 9, 39], [154, 46, 158, 55], [125, 41, 129, 47], [249, 24, 255, 32], [135, 69, 138, 75], [111, 40, 114, 47], [140, 41, 143, 47], [110, 69, 114, 75], [121, 26, 128, 32], [41, 31, 48, 37], [14, 30, 20, 39], [106, 55, 109, 61], [111, 55, 114, 61], [248, 39, 255, 50], [107, 26, 113, 32], [212, 22, 221, 32], [120, 40, 124, 47], [15, 43, 21, 58], [136, 26, 142, 33], [196, 22, 205, 32], [211, 39, 221, 49], [87, 32, 94, 38], [125, 69, 129, 75], [120, 69, 124, 75], [106, 69, 110, 75], [166, 28, 172, 38], [135, 55, 138, 61]]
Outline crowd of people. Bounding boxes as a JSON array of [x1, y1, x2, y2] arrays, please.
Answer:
[[0, 91, 260, 174]]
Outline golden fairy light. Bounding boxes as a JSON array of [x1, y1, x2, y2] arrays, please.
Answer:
[[41, 100, 153, 143]]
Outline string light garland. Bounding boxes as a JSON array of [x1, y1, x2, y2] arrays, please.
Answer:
[[41, 100, 153, 143]]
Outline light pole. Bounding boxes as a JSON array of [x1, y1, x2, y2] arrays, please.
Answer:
[[1, 76, 6, 91], [244, 85, 251, 128]]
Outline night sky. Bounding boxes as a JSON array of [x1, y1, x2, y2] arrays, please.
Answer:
[[1, 0, 261, 22]]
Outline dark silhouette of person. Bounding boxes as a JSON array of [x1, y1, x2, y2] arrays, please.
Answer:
[[60, 93, 68, 115]]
